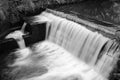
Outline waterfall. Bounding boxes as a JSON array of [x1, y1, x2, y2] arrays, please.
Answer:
[[5, 22, 27, 49], [34, 11, 120, 79]]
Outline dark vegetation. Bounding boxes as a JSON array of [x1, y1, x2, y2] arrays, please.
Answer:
[[0, 0, 83, 23]]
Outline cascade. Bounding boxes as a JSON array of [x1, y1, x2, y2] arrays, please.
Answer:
[[7, 11, 120, 80], [34, 11, 120, 79]]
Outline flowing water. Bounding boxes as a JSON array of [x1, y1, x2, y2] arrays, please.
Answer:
[[34, 11, 120, 79], [7, 11, 120, 80]]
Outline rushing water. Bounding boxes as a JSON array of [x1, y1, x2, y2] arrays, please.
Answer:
[[5, 11, 120, 80], [10, 41, 106, 80], [34, 11, 120, 79]]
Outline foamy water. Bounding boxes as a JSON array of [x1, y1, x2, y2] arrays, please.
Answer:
[[13, 41, 107, 80]]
